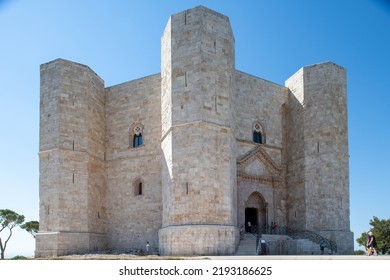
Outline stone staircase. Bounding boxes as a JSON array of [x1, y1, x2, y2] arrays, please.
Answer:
[[265, 234, 334, 255], [235, 234, 258, 255], [235, 234, 333, 255]]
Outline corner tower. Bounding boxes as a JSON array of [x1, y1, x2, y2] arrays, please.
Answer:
[[285, 62, 353, 254], [36, 59, 107, 257], [159, 6, 238, 255]]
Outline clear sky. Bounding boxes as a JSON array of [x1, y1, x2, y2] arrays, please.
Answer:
[[0, 0, 389, 257]]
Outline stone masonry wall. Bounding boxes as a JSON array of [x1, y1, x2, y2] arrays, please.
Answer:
[[285, 67, 307, 230], [234, 71, 288, 229], [234, 71, 287, 148], [105, 74, 162, 252]]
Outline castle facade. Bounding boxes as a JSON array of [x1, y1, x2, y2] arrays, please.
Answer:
[[36, 6, 353, 256]]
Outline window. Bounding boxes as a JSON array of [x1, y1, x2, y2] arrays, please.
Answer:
[[253, 131, 262, 144], [133, 133, 143, 147], [131, 123, 144, 148], [134, 179, 143, 196], [253, 122, 264, 144]]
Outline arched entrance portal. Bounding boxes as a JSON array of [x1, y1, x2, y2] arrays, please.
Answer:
[[245, 192, 267, 233]]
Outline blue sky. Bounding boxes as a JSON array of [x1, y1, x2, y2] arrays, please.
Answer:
[[0, 0, 389, 257]]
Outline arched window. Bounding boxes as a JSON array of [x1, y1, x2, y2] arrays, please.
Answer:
[[253, 122, 264, 144], [131, 123, 144, 148], [134, 178, 143, 196]]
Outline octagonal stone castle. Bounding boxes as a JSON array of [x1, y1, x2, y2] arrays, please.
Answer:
[[36, 6, 353, 257]]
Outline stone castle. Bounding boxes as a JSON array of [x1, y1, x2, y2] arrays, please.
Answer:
[[36, 6, 353, 257]]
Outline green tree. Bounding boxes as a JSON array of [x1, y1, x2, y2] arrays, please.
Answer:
[[21, 221, 39, 238], [0, 209, 25, 259], [356, 216, 390, 255]]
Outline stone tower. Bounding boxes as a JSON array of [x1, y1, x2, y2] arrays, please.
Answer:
[[159, 6, 238, 255], [285, 62, 353, 254], [36, 59, 107, 256]]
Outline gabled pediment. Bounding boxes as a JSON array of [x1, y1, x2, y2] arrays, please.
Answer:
[[237, 146, 283, 186], [237, 146, 282, 174], [244, 158, 270, 177]]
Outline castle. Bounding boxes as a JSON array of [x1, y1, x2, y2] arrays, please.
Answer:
[[36, 6, 353, 257]]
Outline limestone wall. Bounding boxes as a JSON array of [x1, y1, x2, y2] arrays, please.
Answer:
[[159, 225, 237, 256], [105, 74, 162, 251], [285, 67, 307, 229], [234, 71, 287, 148], [234, 71, 288, 229]]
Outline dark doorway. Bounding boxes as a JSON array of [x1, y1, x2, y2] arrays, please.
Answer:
[[245, 207, 258, 233]]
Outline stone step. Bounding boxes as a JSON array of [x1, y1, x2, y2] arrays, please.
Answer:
[[235, 234, 333, 255], [260, 234, 333, 255], [235, 234, 258, 256]]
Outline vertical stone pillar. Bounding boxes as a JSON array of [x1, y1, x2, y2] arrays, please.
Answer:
[[285, 62, 353, 254], [159, 6, 238, 255], [36, 59, 107, 257]]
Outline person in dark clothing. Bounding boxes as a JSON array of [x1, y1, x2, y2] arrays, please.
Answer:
[[240, 226, 245, 240], [366, 232, 378, 256]]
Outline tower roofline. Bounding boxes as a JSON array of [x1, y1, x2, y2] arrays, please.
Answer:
[[170, 5, 231, 22], [41, 58, 104, 85], [286, 61, 346, 85]]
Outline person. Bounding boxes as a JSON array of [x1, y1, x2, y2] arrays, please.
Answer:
[[247, 221, 252, 233], [260, 239, 266, 255], [366, 232, 378, 256], [240, 226, 244, 240], [145, 241, 150, 253], [365, 231, 370, 254], [319, 239, 327, 255], [271, 222, 277, 234]]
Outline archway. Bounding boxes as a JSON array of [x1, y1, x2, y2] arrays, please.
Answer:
[[245, 192, 267, 233]]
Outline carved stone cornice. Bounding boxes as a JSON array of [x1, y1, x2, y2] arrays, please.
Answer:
[[237, 172, 283, 187]]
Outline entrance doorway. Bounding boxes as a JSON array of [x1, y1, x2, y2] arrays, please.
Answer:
[[245, 207, 257, 233], [244, 192, 267, 233]]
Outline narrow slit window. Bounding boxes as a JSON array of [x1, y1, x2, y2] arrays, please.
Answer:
[[136, 182, 142, 195], [134, 179, 143, 196]]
